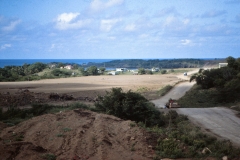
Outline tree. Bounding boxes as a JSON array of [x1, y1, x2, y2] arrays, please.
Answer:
[[226, 56, 236, 69], [138, 68, 145, 75], [87, 66, 98, 75], [94, 88, 165, 127], [79, 67, 88, 76], [161, 69, 167, 74], [99, 67, 106, 74]]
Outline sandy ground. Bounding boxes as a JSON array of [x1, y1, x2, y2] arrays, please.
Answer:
[[0, 74, 181, 96], [0, 109, 156, 160]]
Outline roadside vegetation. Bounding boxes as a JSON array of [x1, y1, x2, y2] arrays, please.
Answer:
[[157, 85, 173, 96], [179, 56, 240, 107]]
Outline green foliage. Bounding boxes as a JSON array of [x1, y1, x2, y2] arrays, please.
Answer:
[[0, 62, 48, 81], [157, 85, 173, 96], [189, 57, 240, 103], [161, 70, 167, 74], [79, 67, 88, 76], [152, 113, 240, 159], [157, 138, 183, 158], [51, 69, 71, 77], [94, 88, 165, 127], [146, 70, 153, 75], [99, 67, 106, 74], [87, 59, 209, 69], [87, 66, 98, 75], [138, 68, 146, 75]]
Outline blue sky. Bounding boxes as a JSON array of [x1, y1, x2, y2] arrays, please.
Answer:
[[0, 0, 240, 59]]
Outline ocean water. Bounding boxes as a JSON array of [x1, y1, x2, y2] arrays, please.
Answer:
[[0, 59, 113, 68]]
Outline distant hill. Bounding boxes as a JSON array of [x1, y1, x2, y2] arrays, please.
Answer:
[[85, 58, 226, 69]]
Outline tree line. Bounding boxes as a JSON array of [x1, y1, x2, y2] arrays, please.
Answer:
[[190, 56, 240, 103], [86, 58, 223, 69]]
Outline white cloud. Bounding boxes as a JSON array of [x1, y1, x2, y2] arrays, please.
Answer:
[[182, 19, 190, 25], [57, 12, 79, 23], [124, 24, 136, 31], [100, 18, 121, 32], [2, 20, 21, 31], [90, 0, 124, 12], [0, 44, 11, 50], [139, 34, 148, 39], [164, 16, 178, 27], [180, 39, 192, 46], [55, 12, 91, 30]]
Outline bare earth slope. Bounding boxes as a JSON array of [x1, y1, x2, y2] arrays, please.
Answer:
[[0, 109, 155, 160]]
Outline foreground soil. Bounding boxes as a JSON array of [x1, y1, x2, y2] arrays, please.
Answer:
[[0, 109, 156, 160]]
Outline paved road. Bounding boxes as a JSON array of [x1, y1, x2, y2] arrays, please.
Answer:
[[151, 81, 195, 108], [151, 69, 240, 146], [151, 69, 197, 108], [176, 107, 240, 146]]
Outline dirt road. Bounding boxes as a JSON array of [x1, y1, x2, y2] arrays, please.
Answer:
[[152, 69, 240, 147]]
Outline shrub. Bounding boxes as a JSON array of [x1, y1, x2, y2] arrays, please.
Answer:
[[161, 70, 167, 74], [94, 88, 165, 127]]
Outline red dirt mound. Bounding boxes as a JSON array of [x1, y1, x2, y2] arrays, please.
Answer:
[[0, 109, 156, 160]]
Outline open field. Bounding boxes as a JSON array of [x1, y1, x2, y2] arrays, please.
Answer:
[[0, 74, 184, 99]]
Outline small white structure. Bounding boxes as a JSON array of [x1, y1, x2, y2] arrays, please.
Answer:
[[151, 67, 159, 72], [108, 71, 119, 75], [116, 68, 127, 72], [219, 63, 228, 68], [64, 65, 73, 70]]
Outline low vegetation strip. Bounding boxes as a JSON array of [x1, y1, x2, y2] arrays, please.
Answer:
[[157, 85, 173, 96]]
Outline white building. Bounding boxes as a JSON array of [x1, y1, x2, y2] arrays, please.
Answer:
[[219, 63, 228, 68], [108, 71, 119, 75], [116, 68, 127, 72], [64, 65, 73, 70], [151, 67, 159, 72]]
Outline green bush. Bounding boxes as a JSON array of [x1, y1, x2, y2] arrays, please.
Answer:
[[157, 138, 183, 158], [51, 69, 71, 77], [94, 88, 165, 127], [161, 70, 167, 74]]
